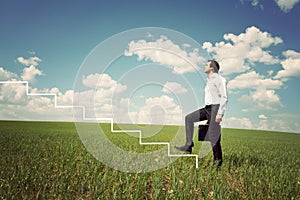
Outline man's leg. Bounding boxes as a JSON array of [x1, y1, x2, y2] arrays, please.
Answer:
[[185, 108, 207, 146], [209, 105, 223, 166], [175, 107, 207, 153], [212, 136, 222, 166]]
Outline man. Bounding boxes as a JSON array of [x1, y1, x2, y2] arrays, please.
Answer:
[[175, 60, 228, 167]]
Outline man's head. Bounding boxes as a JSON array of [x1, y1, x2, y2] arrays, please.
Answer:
[[204, 60, 220, 74]]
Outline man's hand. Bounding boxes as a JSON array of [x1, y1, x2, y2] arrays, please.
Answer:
[[215, 114, 223, 123]]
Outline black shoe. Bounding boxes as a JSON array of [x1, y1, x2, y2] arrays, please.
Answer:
[[174, 142, 194, 154], [213, 159, 223, 168]]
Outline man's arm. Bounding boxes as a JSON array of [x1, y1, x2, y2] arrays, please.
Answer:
[[216, 76, 228, 122]]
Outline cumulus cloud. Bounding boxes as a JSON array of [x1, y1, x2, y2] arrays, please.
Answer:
[[228, 70, 283, 110], [83, 73, 114, 88], [82, 73, 127, 92], [274, 0, 300, 13], [21, 65, 43, 82], [0, 66, 130, 121], [222, 113, 300, 133], [251, 0, 260, 6], [79, 73, 127, 117], [0, 83, 74, 121], [283, 49, 300, 58], [240, 0, 264, 10], [241, 0, 299, 13], [0, 80, 127, 122], [257, 117, 300, 133], [204, 27, 287, 112], [81, 73, 127, 114], [0, 67, 18, 80], [238, 87, 281, 110], [202, 26, 282, 75], [223, 114, 300, 133], [275, 50, 300, 79], [228, 70, 283, 90], [17, 56, 43, 82], [124, 35, 205, 74], [0, 83, 28, 105], [128, 95, 182, 125], [222, 117, 254, 129], [17, 56, 41, 67], [32, 87, 74, 106], [258, 114, 268, 119], [2, 55, 182, 125], [269, 113, 300, 133], [162, 81, 188, 94]]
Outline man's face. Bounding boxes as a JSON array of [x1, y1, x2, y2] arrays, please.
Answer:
[[204, 61, 213, 74]]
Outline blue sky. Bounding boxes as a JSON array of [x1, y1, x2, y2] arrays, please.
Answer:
[[0, 0, 300, 133]]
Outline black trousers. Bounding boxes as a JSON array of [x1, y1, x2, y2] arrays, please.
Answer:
[[185, 104, 222, 161]]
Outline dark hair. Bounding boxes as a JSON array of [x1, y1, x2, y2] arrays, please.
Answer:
[[208, 60, 220, 73]]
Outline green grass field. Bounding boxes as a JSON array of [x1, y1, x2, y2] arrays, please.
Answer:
[[0, 120, 299, 199]]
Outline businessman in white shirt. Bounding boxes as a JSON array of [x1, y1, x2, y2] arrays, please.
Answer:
[[175, 60, 228, 167]]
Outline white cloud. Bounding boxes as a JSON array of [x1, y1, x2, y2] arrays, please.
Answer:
[[258, 114, 268, 119], [28, 51, 36, 55], [17, 56, 41, 67], [17, 56, 43, 82], [210, 27, 287, 112], [254, 89, 281, 108], [274, 0, 300, 13], [266, 119, 292, 131], [183, 43, 191, 48], [0, 80, 128, 122], [83, 73, 113, 88], [275, 50, 300, 79], [240, 0, 264, 10], [251, 0, 259, 6], [27, 96, 53, 112], [81, 73, 127, 115], [228, 70, 283, 90], [268, 70, 274, 76], [257, 117, 300, 133], [241, 0, 299, 13], [82, 73, 127, 92], [257, 118, 269, 130], [282, 50, 300, 58], [0, 67, 18, 80], [56, 89, 74, 105], [239, 87, 281, 110], [128, 95, 182, 125], [21, 65, 43, 82], [162, 81, 188, 94], [67, 73, 128, 119], [202, 26, 282, 75], [1, 70, 299, 131], [2, 56, 43, 83], [223, 114, 300, 133], [124, 35, 205, 74], [146, 32, 154, 38], [222, 117, 254, 129], [0, 83, 74, 121], [224, 26, 282, 47], [30, 87, 61, 95], [0, 69, 130, 121], [0, 83, 28, 105], [270, 113, 300, 132]]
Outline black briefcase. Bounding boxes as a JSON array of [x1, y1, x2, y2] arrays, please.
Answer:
[[198, 124, 209, 141]]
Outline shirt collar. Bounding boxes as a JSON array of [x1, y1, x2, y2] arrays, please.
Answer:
[[208, 73, 218, 80]]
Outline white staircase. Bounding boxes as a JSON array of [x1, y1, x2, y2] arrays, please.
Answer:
[[0, 81, 198, 168]]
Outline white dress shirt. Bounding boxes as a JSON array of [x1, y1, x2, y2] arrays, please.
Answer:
[[204, 73, 228, 115]]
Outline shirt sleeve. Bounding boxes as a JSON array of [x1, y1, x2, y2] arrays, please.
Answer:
[[217, 76, 228, 116]]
